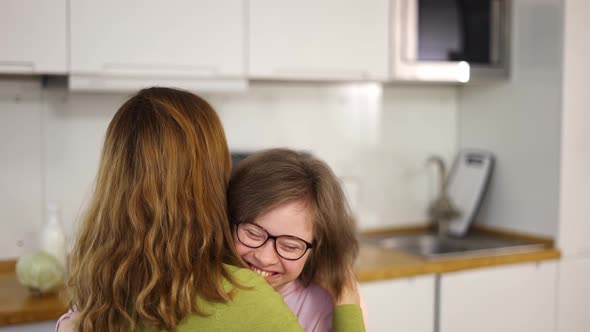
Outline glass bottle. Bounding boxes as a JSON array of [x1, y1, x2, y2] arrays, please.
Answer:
[[39, 202, 67, 270]]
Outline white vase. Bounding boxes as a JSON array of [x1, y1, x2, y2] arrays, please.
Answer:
[[39, 202, 67, 270]]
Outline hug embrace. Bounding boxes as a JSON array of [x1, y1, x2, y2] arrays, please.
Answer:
[[56, 87, 366, 331]]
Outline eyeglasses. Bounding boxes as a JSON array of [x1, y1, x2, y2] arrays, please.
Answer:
[[234, 222, 313, 261]]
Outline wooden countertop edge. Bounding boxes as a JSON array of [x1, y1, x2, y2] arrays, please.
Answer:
[[0, 307, 66, 327], [0, 259, 67, 327], [356, 248, 561, 282]]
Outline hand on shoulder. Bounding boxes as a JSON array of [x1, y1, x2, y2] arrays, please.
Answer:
[[335, 267, 361, 306], [316, 266, 361, 306], [57, 312, 80, 332]]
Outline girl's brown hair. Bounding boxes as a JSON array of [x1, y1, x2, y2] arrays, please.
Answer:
[[227, 148, 359, 300], [67, 87, 243, 331]]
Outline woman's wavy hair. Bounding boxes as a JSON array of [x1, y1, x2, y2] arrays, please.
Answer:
[[227, 148, 359, 300], [66, 87, 243, 331]]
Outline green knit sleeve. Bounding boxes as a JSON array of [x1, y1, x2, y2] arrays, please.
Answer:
[[333, 304, 366, 332], [214, 267, 304, 332], [175, 266, 303, 332]]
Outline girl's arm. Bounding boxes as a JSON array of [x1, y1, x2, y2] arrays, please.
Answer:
[[318, 267, 367, 332]]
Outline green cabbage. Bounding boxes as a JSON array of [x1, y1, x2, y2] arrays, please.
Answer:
[[16, 251, 65, 295]]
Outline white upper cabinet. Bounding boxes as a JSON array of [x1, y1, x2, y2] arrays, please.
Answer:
[[248, 0, 389, 81], [0, 0, 67, 74], [360, 275, 435, 332], [439, 261, 557, 332], [69, 0, 244, 81]]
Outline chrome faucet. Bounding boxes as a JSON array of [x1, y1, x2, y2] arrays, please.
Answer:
[[426, 155, 461, 238]]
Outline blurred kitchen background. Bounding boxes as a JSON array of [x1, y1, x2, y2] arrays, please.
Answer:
[[1, 0, 588, 331], [2, 81, 459, 255]]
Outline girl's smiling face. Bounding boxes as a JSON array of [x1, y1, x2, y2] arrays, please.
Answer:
[[234, 200, 314, 292]]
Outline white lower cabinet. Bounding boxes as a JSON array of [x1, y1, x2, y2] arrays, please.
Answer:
[[360, 275, 435, 332], [557, 256, 590, 332], [439, 261, 558, 332]]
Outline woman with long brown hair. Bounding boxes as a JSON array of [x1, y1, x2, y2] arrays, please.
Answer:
[[55, 87, 365, 331]]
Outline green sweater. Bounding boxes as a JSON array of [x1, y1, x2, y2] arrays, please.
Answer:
[[150, 265, 365, 332]]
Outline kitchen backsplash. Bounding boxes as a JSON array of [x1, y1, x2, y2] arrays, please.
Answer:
[[0, 78, 457, 260]]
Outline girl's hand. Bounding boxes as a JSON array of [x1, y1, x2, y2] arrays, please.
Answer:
[[316, 266, 361, 306], [334, 267, 361, 306]]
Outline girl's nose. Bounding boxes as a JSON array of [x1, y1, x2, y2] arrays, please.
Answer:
[[253, 239, 280, 266]]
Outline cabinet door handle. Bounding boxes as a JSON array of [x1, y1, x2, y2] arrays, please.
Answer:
[[0, 61, 34, 74], [102, 63, 219, 77], [271, 67, 370, 80]]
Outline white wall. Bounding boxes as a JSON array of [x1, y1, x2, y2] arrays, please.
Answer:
[[210, 83, 458, 228], [557, 0, 590, 257], [555, 2, 590, 331], [457, 0, 563, 237], [0, 79, 44, 259], [0, 80, 457, 260]]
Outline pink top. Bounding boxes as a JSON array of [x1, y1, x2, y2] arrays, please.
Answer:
[[55, 309, 75, 332], [280, 280, 333, 332]]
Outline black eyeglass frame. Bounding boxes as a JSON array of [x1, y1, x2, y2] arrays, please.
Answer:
[[233, 222, 314, 261]]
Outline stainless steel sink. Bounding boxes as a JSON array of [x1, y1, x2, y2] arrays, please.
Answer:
[[362, 232, 547, 259]]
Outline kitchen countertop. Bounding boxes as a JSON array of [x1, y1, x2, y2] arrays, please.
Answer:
[[0, 261, 67, 326], [356, 242, 560, 282], [0, 225, 560, 327], [355, 225, 560, 282]]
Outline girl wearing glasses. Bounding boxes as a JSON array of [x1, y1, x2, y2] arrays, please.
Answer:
[[228, 148, 365, 332]]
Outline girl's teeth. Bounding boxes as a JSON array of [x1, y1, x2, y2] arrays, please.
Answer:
[[251, 266, 273, 277]]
